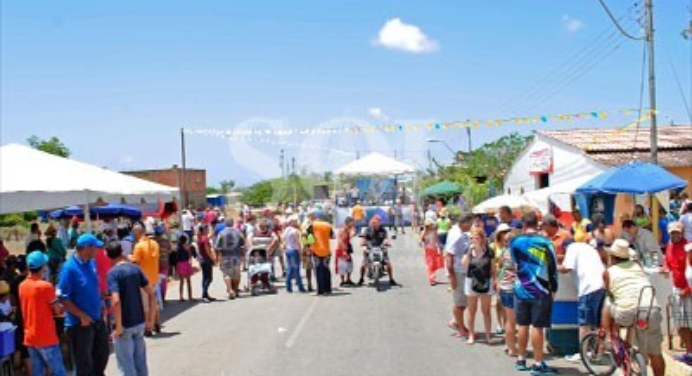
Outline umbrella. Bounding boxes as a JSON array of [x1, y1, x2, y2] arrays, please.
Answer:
[[50, 203, 142, 220], [420, 181, 461, 197], [576, 161, 688, 195], [473, 194, 535, 214]]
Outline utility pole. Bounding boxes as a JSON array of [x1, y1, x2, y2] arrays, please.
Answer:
[[180, 128, 188, 210], [466, 127, 472, 152], [280, 149, 285, 177], [646, 0, 658, 164], [292, 157, 297, 208]]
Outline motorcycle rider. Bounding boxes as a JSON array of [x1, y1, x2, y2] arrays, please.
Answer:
[[357, 215, 398, 287]]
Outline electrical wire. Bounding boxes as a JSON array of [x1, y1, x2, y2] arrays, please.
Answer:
[[597, 0, 645, 40], [500, 6, 642, 115], [662, 42, 692, 123], [498, 10, 636, 113], [513, 31, 629, 114]]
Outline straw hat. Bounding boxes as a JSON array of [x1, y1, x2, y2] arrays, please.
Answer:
[[424, 219, 435, 226], [607, 239, 635, 259]]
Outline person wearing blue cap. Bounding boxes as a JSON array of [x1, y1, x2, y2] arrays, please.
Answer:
[[57, 233, 109, 376], [20, 251, 67, 376], [19, 250, 65, 376]]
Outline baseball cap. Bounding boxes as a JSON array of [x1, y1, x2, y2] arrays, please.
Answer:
[[154, 225, 165, 235], [496, 223, 511, 233], [27, 251, 49, 270], [77, 233, 104, 248], [668, 222, 683, 234]]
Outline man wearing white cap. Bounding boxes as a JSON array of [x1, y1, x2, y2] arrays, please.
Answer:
[[603, 239, 665, 376], [282, 215, 306, 293], [662, 221, 692, 365]]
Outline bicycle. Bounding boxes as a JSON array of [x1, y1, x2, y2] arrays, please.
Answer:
[[580, 286, 655, 376]]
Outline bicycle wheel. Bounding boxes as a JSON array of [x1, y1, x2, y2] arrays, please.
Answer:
[[580, 332, 616, 376], [629, 350, 648, 376]]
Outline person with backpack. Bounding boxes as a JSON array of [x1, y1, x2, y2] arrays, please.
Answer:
[[214, 218, 246, 300]]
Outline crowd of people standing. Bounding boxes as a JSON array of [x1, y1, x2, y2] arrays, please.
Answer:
[[0, 196, 691, 376], [415, 199, 692, 376]]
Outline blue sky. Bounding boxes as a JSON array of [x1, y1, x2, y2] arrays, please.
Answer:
[[2, 0, 690, 186]]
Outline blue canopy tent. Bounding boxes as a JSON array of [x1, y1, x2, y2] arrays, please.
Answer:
[[50, 203, 142, 220], [575, 161, 688, 225], [576, 161, 688, 195]]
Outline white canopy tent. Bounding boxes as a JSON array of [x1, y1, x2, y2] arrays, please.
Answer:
[[336, 152, 416, 177], [472, 194, 536, 214], [0, 144, 179, 214], [522, 176, 594, 215]]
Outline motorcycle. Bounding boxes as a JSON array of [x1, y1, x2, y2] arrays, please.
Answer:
[[365, 244, 389, 292]]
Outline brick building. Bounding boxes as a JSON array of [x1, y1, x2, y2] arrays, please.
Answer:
[[123, 165, 207, 209]]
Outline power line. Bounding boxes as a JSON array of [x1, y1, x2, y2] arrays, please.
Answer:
[[597, 0, 646, 40], [662, 41, 692, 122], [500, 7, 641, 115], [518, 34, 627, 114]]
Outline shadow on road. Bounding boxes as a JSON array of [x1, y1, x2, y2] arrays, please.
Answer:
[[150, 331, 181, 340], [161, 300, 200, 322]]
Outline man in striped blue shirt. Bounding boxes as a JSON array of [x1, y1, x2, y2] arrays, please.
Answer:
[[510, 211, 559, 375]]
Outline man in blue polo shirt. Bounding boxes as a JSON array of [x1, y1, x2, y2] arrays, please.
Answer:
[[57, 233, 109, 376]]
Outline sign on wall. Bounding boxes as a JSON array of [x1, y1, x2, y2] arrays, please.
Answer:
[[529, 146, 553, 175]]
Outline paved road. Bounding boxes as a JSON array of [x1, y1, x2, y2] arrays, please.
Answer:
[[106, 232, 586, 376]]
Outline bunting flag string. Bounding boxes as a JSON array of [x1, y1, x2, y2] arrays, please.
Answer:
[[582, 112, 652, 151], [185, 108, 654, 138], [225, 136, 357, 157]]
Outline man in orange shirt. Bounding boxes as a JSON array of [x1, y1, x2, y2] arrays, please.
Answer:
[[308, 211, 334, 295], [20, 251, 67, 376], [130, 224, 161, 336], [542, 214, 570, 264], [351, 201, 366, 236]]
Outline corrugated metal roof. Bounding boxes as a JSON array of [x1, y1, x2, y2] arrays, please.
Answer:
[[539, 125, 692, 167]]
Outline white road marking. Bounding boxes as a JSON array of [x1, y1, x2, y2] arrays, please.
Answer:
[[285, 298, 319, 348]]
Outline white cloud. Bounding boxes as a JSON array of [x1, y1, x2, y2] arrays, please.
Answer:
[[374, 18, 439, 53], [562, 15, 584, 33], [368, 107, 389, 120]]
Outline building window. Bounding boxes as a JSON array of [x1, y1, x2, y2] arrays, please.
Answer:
[[536, 173, 550, 189]]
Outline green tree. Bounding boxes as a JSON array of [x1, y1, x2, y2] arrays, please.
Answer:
[[463, 132, 532, 189], [220, 179, 236, 194], [27, 135, 71, 158], [418, 132, 531, 208]]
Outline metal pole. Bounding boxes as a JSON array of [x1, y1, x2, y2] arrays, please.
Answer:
[[292, 157, 297, 208], [280, 149, 285, 177], [466, 127, 472, 152], [646, 0, 658, 164], [180, 128, 187, 210]]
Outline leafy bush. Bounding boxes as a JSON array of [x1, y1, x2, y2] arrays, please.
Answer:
[[0, 214, 25, 227]]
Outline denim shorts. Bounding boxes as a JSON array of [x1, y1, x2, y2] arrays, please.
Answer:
[[578, 289, 606, 328], [500, 291, 515, 310]]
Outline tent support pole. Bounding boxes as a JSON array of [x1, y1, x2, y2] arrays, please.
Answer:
[[84, 202, 92, 233]]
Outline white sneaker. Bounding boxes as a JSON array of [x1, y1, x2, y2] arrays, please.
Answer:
[[565, 353, 581, 363]]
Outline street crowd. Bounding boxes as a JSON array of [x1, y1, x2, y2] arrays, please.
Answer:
[[0, 193, 691, 376], [417, 194, 692, 376]]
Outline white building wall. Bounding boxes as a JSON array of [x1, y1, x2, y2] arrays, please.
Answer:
[[504, 134, 608, 195]]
